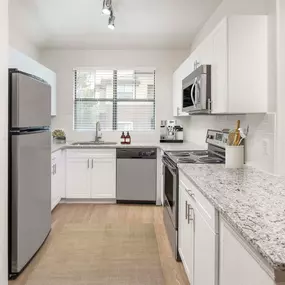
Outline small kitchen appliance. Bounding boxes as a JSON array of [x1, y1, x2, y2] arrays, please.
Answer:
[[182, 65, 212, 114], [160, 120, 184, 143], [162, 129, 226, 260]]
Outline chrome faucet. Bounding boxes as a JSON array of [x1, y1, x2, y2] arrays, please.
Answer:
[[95, 121, 102, 142]]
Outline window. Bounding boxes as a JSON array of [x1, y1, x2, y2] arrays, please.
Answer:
[[74, 69, 156, 131]]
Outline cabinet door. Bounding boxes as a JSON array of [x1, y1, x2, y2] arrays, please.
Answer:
[[55, 151, 65, 200], [90, 158, 116, 199], [51, 159, 57, 210], [197, 35, 213, 65], [173, 69, 182, 116], [211, 18, 228, 114], [194, 207, 217, 285], [173, 55, 194, 117], [66, 157, 90, 198], [178, 182, 194, 285], [220, 218, 275, 285]]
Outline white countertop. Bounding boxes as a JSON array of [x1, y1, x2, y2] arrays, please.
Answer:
[[52, 141, 205, 153]]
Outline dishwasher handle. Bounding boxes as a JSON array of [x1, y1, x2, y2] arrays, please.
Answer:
[[116, 148, 157, 159]]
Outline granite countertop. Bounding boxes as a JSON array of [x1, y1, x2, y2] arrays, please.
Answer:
[[178, 164, 285, 272], [52, 141, 204, 153]]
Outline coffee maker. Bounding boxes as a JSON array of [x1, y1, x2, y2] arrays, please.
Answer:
[[160, 120, 184, 143]]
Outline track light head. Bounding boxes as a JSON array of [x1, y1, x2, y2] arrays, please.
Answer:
[[102, 0, 112, 15], [108, 12, 115, 30]]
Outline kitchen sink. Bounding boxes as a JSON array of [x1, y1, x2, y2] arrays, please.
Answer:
[[71, 141, 117, 146]]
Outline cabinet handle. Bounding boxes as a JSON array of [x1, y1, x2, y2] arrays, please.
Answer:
[[87, 159, 90, 169], [188, 205, 194, 224], [185, 200, 188, 220], [177, 107, 180, 115], [55, 164, 57, 174], [92, 159, 94, 169]]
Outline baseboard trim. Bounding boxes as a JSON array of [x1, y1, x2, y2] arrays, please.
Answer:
[[61, 198, 117, 204]]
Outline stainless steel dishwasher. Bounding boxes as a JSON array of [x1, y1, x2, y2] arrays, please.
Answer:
[[116, 148, 157, 204]]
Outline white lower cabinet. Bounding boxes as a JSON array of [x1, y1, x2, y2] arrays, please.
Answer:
[[65, 149, 116, 199], [51, 150, 65, 210], [179, 170, 276, 285], [179, 174, 217, 285], [66, 156, 90, 198], [90, 157, 116, 199], [178, 181, 194, 285], [194, 204, 217, 285], [220, 217, 275, 285]]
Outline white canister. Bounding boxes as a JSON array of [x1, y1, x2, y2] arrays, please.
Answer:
[[225, 146, 244, 169]]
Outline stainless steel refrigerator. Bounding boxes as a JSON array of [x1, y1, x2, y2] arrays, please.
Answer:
[[8, 69, 52, 278]]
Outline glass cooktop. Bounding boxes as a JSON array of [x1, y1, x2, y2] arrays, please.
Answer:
[[166, 150, 224, 164]]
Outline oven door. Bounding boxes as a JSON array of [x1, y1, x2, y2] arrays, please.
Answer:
[[162, 156, 178, 229]]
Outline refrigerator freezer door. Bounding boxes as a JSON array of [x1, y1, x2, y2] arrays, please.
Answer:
[[11, 72, 51, 128], [10, 131, 51, 273]]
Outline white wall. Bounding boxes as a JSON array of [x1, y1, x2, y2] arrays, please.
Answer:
[[0, 0, 8, 283], [179, 114, 276, 174], [40, 49, 188, 142], [9, 28, 40, 60], [179, 0, 277, 174], [9, 0, 41, 60]]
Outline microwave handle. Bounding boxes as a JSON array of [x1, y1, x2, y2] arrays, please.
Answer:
[[191, 78, 197, 108], [195, 79, 200, 106]]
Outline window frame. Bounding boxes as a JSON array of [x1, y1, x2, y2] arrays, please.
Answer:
[[73, 68, 156, 132]]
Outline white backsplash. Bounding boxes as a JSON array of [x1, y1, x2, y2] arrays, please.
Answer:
[[179, 113, 276, 174]]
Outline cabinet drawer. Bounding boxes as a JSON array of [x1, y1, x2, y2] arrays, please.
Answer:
[[66, 149, 116, 159], [179, 171, 217, 232]]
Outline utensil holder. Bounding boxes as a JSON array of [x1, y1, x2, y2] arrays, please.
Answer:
[[225, 146, 244, 168]]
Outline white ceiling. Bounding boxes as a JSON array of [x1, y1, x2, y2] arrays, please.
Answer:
[[9, 0, 222, 50]]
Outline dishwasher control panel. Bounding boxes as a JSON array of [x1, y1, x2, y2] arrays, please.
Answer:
[[117, 148, 157, 159]]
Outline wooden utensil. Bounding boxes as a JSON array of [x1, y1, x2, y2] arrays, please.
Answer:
[[233, 120, 241, 146], [227, 130, 236, 146]]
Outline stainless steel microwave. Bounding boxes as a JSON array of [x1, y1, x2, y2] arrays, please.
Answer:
[[182, 65, 212, 114]]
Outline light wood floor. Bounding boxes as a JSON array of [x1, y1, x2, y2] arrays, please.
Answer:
[[9, 204, 189, 285]]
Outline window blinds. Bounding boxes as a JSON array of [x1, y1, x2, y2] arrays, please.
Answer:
[[74, 69, 156, 131]]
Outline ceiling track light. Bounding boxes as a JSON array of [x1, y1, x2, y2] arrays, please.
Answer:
[[102, 0, 112, 15], [108, 11, 115, 30]]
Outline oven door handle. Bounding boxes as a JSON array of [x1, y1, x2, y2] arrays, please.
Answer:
[[162, 158, 177, 175]]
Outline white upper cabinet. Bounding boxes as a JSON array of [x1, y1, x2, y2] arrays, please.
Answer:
[[9, 47, 57, 116], [173, 56, 195, 116], [173, 15, 268, 116], [211, 16, 268, 114], [212, 18, 228, 113]]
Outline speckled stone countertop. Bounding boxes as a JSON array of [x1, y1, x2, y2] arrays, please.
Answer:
[[178, 164, 285, 272], [52, 141, 204, 153]]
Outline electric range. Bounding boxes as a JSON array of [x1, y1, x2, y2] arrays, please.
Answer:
[[162, 129, 227, 261]]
